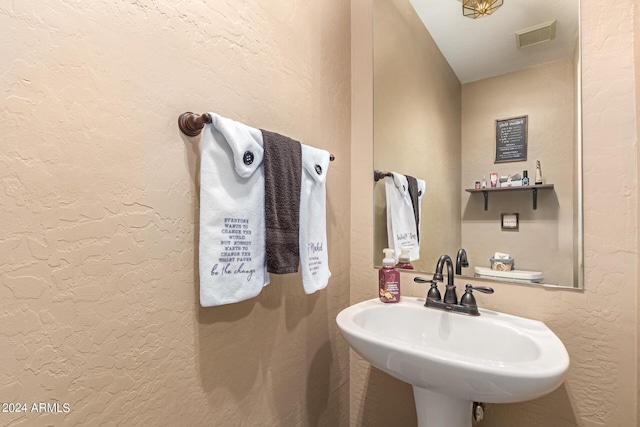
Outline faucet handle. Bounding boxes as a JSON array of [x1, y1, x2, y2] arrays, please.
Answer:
[[414, 277, 442, 301], [426, 282, 442, 301], [431, 272, 444, 282], [468, 285, 494, 294], [460, 284, 494, 307], [460, 285, 477, 307]]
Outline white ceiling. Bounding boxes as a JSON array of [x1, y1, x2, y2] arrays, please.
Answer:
[[409, 0, 579, 83]]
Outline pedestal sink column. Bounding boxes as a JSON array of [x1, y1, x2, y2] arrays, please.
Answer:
[[413, 387, 472, 427]]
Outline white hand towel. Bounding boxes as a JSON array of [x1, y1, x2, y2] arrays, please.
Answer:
[[385, 172, 425, 261], [299, 145, 331, 294], [199, 113, 270, 307]]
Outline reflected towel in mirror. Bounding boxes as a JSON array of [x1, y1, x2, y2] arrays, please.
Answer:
[[385, 172, 424, 261]]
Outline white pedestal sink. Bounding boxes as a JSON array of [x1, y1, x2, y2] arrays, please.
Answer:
[[336, 297, 569, 427]]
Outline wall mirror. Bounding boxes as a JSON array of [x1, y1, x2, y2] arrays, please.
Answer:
[[373, 0, 583, 288]]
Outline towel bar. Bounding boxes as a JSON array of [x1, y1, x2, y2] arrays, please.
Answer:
[[374, 170, 393, 181], [178, 112, 212, 137], [178, 112, 335, 161]]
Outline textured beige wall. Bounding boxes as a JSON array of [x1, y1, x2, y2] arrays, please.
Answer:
[[372, 0, 461, 273], [0, 1, 351, 426], [351, 0, 638, 426], [461, 59, 576, 286], [635, 1, 640, 423]]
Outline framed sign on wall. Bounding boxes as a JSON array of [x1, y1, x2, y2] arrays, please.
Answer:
[[495, 115, 528, 163], [501, 213, 519, 230]]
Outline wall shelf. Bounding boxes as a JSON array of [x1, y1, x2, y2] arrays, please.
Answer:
[[465, 184, 554, 211]]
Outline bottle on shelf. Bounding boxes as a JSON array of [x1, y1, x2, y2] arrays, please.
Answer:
[[535, 161, 543, 185]]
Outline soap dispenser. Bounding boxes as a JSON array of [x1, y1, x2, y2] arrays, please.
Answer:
[[395, 246, 414, 270], [379, 248, 400, 303]]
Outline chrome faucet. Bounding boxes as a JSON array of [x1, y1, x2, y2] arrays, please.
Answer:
[[455, 248, 469, 275], [414, 253, 494, 316]]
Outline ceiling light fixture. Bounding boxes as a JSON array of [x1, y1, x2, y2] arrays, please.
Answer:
[[462, 0, 503, 19]]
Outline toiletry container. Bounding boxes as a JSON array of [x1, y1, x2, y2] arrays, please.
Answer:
[[522, 170, 529, 186], [395, 246, 414, 270], [490, 256, 514, 271], [490, 173, 498, 187], [379, 248, 400, 303], [535, 161, 543, 185]]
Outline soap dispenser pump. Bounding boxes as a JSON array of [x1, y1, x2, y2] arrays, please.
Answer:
[[379, 248, 400, 303], [396, 246, 414, 270]]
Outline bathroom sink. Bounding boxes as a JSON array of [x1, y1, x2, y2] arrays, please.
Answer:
[[336, 297, 569, 427]]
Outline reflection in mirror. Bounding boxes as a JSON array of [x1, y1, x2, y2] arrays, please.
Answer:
[[373, 0, 583, 288]]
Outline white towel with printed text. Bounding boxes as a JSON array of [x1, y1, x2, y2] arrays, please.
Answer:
[[199, 113, 270, 307], [299, 145, 331, 294]]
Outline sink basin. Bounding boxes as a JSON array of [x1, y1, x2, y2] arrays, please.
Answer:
[[336, 297, 569, 426]]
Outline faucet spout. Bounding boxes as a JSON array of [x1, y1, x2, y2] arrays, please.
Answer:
[[455, 248, 469, 275], [434, 254, 454, 286]]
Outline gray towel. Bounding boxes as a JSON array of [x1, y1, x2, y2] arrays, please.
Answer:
[[261, 129, 302, 274], [406, 174, 420, 242]]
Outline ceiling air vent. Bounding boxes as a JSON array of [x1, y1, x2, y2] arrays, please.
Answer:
[[515, 20, 556, 49]]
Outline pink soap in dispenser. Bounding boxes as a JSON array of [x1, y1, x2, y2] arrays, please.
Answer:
[[395, 246, 414, 270], [379, 248, 400, 303]]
